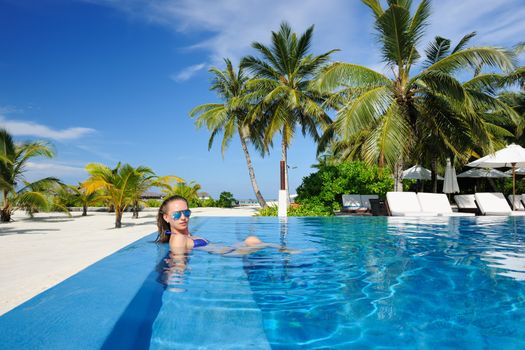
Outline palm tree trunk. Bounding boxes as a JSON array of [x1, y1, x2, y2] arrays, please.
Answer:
[[430, 158, 437, 193], [239, 132, 267, 208], [1, 191, 11, 222], [394, 160, 404, 192], [132, 200, 139, 219], [1, 206, 11, 222], [115, 208, 123, 228], [82, 204, 87, 216]]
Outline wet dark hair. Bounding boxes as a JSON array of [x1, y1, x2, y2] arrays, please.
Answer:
[[156, 195, 189, 243]]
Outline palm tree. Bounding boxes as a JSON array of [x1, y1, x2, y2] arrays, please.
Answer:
[[162, 181, 202, 206], [83, 162, 141, 228], [316, 0, 516, 191], [127, 168, 183, 219], [0, 128, 63, 222], [498, 91, 525, 145], [190, 58, 268, 208], [241, 22, 337, 201], [63, 184, 104, 216]]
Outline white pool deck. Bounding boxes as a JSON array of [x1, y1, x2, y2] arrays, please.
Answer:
[[0, 207, 258, 316]]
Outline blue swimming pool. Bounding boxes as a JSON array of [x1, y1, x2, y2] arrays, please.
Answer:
[[2, 216, 525, 349]]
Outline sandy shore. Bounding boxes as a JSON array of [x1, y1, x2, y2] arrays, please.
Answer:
[[0, 207, 258, 316]]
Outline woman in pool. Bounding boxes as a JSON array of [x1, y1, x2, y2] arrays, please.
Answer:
[[156, 195, 264, 253]]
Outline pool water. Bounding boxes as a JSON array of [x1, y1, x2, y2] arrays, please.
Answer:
[[2, 216, 525, 349]]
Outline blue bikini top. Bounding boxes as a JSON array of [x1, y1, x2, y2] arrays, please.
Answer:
[[165, 231, 209, 248]]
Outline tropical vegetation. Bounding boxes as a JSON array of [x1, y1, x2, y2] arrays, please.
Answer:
[[83, 163, 180, 228], [0, 128, 64, 222], [315, 0, 521, 192], [241, 22, 336, 198], [191, 59, 268, 208], [162, 181, 202, 207]]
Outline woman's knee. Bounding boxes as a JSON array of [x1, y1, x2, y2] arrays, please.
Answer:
[[244, 235, 263, 246]]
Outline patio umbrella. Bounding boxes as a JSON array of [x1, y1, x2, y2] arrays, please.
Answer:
[[456, 168, 511, 178], [505, 167, 525, 175], [402, 165, 444, 180], [443, 158, 459, 193], [467, 144, 525, 210]]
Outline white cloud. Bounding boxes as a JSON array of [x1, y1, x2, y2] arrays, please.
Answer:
[[428, 0, 525, 46], [25, 161, 88, 182], [85, 0, 363, 65], [170, 63, 207, 82], [86, 0, 524, 71], [0, 116, 95, 141]]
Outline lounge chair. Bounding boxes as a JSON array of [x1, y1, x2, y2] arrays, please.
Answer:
[[417, 193, 474, 216], [508, 195, 525, 211], [342, 194, 364, 212], [386, 192, 438, 216], [360, 195, 379, 210], [454, 194, 478, 214], [474, 192, 525, 216], [341, 194, 379, 212]]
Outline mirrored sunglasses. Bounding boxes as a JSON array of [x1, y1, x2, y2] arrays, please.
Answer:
[[171, 209, 191, 220]]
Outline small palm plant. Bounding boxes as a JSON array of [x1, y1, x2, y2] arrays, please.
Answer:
[[162, 181, 202, 207], [83, 162, 140, 228], [127, 169, 183, 219], [0, 128, 63, 222]]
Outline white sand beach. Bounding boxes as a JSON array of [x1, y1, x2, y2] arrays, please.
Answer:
[[0, 207, 258, 316]]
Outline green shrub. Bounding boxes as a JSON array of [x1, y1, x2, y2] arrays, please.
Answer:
[[145, 199, 161, 207], [296, 161, 393, 211], [216, 191, 237, 208], [256, 205, 278, 216], [256, 199, 332, 217], [200, 197, 217, 207]]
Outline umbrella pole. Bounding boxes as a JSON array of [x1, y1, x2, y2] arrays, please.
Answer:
[[512, 163, 516, 211]]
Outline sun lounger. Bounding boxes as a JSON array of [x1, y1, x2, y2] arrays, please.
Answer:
[[454, 194, 478, 214], [508, 195, 525, 211], [360, 195, 379, 210], [342, 194, 379, 212], [475, 192, 525, 216], [417, 193, 474, 216], [386, 192, 438, 216], [342, 194, 364, 212]]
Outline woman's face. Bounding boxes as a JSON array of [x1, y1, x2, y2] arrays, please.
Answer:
[[163, 199, 190, 233]]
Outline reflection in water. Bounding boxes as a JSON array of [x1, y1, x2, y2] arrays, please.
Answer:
[[160, 250, 190, 293]]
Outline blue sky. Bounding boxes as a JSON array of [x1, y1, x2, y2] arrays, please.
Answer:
[[1, 0, 524, 199]]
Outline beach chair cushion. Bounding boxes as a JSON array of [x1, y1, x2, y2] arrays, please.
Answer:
[[342, 194, 362, 210], [509, 195, 525, 210], [386, 192, 438, 216], [454, 194, 477, 209], [417, 193, 474, 217], [475, 192, 525, 216]]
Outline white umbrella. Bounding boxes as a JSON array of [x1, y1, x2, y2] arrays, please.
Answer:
[[402, 165, 444, 180], [443, 158, 459, 193], [467, 144, 525, 210], [505, 167, 525, 175], [457, 168, 511, 178]]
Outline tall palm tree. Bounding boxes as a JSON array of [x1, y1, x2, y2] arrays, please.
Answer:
[[83, 162, 143, 228], [0, 128, 62, 222], [241, 22, 337, 200], [316, 0, 516, 191], [190, 58, 268, 208]]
